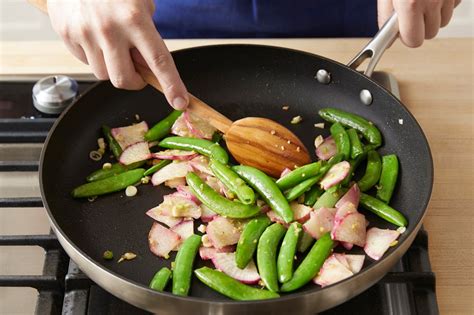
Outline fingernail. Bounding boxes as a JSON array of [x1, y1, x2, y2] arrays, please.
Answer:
[[172, 96, 188, 110]]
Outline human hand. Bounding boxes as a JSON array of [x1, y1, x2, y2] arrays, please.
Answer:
[[47, 0, 189, 109], [377, 0, 462, 47]]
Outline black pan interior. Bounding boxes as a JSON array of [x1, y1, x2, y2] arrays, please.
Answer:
[[40, 45, 432, 300]]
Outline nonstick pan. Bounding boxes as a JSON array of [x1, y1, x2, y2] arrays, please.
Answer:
[[39, 14, 433, 314]]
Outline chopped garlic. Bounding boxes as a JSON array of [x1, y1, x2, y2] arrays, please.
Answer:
[[270, 130, 276, 135], [125, 185, 138, 197], [256, 200, 266, 207], [314, 122, 325, 129], [202, 234, 212, 247], [314, 135, 324, 148], [89, 150, 102, 161], [102, 162, 112, 170], [396, 226, 407, 234], [97, 137, 106, 150], [118, 252, 137, 263], [135, 114, 140, 121], [398, 119, 404, 125], [141, 176, 150, 184], [282, 105, 290, 110], [291, 115, 303, 124], [197, 224, 207, 233], [389, 240, 399, 247]]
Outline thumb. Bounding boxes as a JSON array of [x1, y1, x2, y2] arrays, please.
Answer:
[[377, 0, 394, 28]]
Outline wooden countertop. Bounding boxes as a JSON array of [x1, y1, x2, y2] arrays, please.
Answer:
[[1, 38, 473, 314]]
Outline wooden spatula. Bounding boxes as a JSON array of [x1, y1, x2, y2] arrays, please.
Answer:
[[137, 65, 311, 177]]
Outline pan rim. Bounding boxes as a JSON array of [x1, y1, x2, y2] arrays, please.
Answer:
[[39, 43, 434, 306]]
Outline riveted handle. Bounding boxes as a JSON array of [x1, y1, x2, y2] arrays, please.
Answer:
[[347, 13, 399, 77]]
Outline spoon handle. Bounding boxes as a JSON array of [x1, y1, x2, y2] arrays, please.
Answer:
[[136, 64, 232, 134]]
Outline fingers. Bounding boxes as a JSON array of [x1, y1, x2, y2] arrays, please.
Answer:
[[393, 1, 425, 47], [63, 41, 88, 65], [82, 44, 108, 80], [102, 44, 147, 90], [440, 0, 455, 27], [377, 0, 394, 28], [424, 4, 442, 39], [133, 23, 189, 110]]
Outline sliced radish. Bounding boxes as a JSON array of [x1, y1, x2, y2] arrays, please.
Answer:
[[201, 204, 217, 222], [212, 252, 260, 284], [146, 207, 182, 228], [331, 213, 367, 247], [266, 210, 288, 227], [364, 227, 400, 260], [184, 111, 217, 140], [303, 208, 335, 239], [176, 185, 200, 204], [171, 220, 194, 241], [189, 156, 213, 176], [290, 202, 312, 223], [341, 242, 354, 250], [119, 141, 151, 165], [280, 168, 292, 178], [207, 216, 242, 249], [199, 245, 236, 260], [334, 202, 358, 224], [156, 193, 201, 219], [345, 254, 365, 273], [333, 253, 351, 270], [148, 222, 181, 259], [164, 177, 186, 189], [336, 184, 360, 208], [314, 254, 353, 287], [320, 161, 351, 190], [316, 136, 337, 161], [111, 121, 149, 150], [170, 113, 193, 138], [152, 149, 198, 161], [151, 161, 192, 186]]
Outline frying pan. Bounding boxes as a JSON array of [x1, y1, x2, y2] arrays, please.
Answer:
[[39, 14, 433, 314]]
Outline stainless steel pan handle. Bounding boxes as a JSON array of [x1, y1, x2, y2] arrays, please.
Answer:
[[348, 13, 399, 77]]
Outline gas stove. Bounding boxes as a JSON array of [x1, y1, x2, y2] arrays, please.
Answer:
[[0, 73, 439, 315]]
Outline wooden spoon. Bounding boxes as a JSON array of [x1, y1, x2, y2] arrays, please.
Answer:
[[137, 65, 311, 177], [28, 0, 310, 176]]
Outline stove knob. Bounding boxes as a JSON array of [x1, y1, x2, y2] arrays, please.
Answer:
[[32, 75, 79, 115]]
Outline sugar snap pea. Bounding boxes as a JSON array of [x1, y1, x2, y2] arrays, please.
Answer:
[[347, 128, 364, 159], [149, 267, 172, 292], [341, 151, 367, 186], [313, 188, 344, 210], [194, 267, 280, 300], [235, 216, 271, 269], [257, 223, 287, 292], [297, 232, 315, 253], [304, 185, 324, 207], [72, 168, 145, 198], [376, 154, 399, 203], [186, 172, 260, 219], [86, 160, 145, 182], [276, 162, 322, 191], [357, 150, 382, 192], [144, 110, 182, 141], [159, 136, 228, 164], [102, 125, 122, 159], [319, 108, 382, 147], [280, 233, 333, 292], [209, 159, 255, 205], [277, 222, 302, 283], [330, 122, 351, 160], [233, 165, 293, 223], [360, 193, 407, 227], [143, 160, 172, 176], [172, 234, 201, 296]]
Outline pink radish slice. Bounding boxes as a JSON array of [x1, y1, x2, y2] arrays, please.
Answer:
[[334, 202, 358, 225], [151, 161, 192, 186], [364, 228, 400, 260], [156, 193, 201, 219], [146, 207, 182, 228], [164, 177, 186, 189], [333, 253, 351, 270], [266, 211, 289, 227], [207, 217, 241, 249], [152, 149, 198, 161], [189, 156, 213, 176], [176, 186, 200, 204], [303, 208, 335, 239], [320, 161, 351, 190], [201, 204, 217, 222], [171, 220, 194, 241], [119, 141, 151, 165], [316, 136, 337, 161], [314, 254, 353, 287], [199, 245, 235, 260], [341, 242, 354, 250], [148, 222, 181, 259], [260, 205, 271, 213], [290, 202, 312, 223], [111, 121, 149, 150], [183, 111, 217, 140], [212, 252, 260, 284], [170, 113, 193, 138], [280, 168, 291, 178], [345, 254, 365, 273], [331, 213, 367, 247], [335, 184, 360, 208]]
